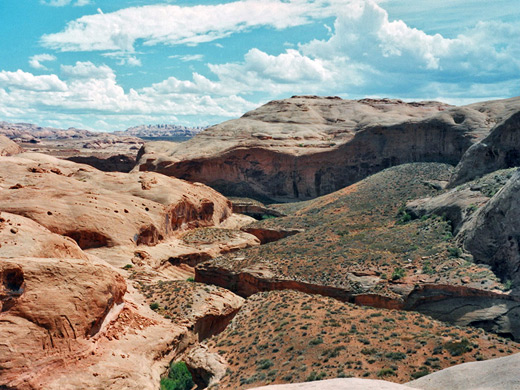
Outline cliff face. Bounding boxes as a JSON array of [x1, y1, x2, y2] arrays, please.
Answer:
[[136, 96, 520, 201], [450, 110, 520, 186], [458, 170, 520, 286]]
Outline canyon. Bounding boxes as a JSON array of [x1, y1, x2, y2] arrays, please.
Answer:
[[2, 95, 520, 389]]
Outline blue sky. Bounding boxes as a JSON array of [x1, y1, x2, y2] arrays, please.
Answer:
[[0, 0, 519, 132]]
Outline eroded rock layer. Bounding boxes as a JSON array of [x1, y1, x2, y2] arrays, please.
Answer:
[[136, 96, 520, 201], [0, 257, 126, 389]]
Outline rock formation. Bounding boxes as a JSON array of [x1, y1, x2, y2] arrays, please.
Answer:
[[251, 379, 416, 390], [0, 211, 88, 260], [0, 256, 126, 389], [0, 134, 23, 156], [136, 96, 520, 201], [450, 110, 520, 186], [407, 352, 520, 390], [458, 169, 520, 286], [0, 153, 231, 251]]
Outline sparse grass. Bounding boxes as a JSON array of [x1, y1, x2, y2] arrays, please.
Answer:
[[205, 290, 520, 389]]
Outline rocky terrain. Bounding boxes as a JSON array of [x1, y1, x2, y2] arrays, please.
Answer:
[[135, 96, 520, 201], [116, 124, 205, 140], [2, 95, 520, 389], [204, 290, 518, 388], [0, 121, 95, 140]]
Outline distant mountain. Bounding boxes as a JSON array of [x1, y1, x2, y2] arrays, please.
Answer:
[[0, 121, 95, 140], [115, 124, 206, 139]]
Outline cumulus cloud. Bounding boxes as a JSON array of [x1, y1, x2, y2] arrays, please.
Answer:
[[29, 54, 57, 70], [0, 63, 257, 132], [0, 70, 67, 91], [207, 0, 520, 99], [41, 0, 350, 52]]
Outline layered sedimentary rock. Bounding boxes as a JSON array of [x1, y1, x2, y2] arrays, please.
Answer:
[[136, 96, 520, 201]]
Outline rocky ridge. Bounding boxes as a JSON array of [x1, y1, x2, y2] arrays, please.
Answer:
[[136, 96, 520, 201]]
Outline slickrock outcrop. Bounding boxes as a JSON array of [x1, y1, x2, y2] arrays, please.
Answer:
[[136, 280, 245, 341], [458, 169, 520, 286], [251, 379, 416, 390], [0, 211, 89, 260], [407, 352, 520, 390], [0, 256, 126, 389], [136, 96, 520, 201], [0, 153, 232, 255], [0, 134, 22, 156], [450, 110, 520, 186]]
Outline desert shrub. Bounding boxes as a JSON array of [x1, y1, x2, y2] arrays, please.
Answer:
[[444, 338, 472, 356], [391, 268, 405, 280], [149, 302, 160, 311], [410, 367, 430, 379], [257, 359, 274, 370], [447, 247, 462, 258], [377, 367, 396, 377], [385, 351, 407, 361], [160, 361, 194, 390]]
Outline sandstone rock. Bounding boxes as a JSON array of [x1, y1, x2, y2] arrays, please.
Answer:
[[0, 212, 88, 260], [458, 169, 520, 286], [0, 256, 126, 389], [136, 96, 520, 201], [450, 110, 520, 186], [0, 134, 22, 156], [406, 187, 489, 234], [250, 379, 416, 390], [0, 154, 232, 253], [183, 345, 227, 387], [407, 352, 520, 390]]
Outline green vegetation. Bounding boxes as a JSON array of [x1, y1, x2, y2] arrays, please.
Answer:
[[122, 264, 133, 270], [149, 302, 160, 311], [160, 361, 194, 390], [391, 268, 406, 281], [377, 367, 396, 377], [444, 338, 472, 356], [186, 277, 195, 282], [447, 247, 462, 258]]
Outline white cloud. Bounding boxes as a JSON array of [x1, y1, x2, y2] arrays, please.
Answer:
[[206, 0, 520, 99], [169, 54, 204, 62], [40, 0, 91, 6], [41, 0, 350, 52], [0, 63, 258, 132], [74, 0, 91, 6], [0, 70, 67, 91], [29, 54, 57, 70], [61, 61, 115, 79]]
